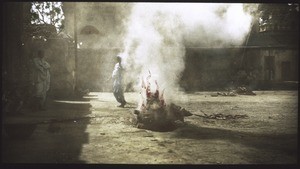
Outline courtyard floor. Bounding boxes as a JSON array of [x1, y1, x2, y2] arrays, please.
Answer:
[[1, 91, 298, 164]]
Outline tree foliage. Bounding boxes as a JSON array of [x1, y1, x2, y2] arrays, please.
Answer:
[[30, 2, 65, 32], [257, 3, 299, 26]]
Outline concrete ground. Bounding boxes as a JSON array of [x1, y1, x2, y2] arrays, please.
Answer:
[[1, 91, 298, 164]]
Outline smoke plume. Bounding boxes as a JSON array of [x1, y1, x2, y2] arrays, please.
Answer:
[[119, 3, 256, 102]]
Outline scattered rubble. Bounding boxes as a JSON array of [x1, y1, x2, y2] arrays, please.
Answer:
[[194, 113, 249, 120], [235, 86, 256, 95], [214, 86, 256, 97], [216, 91, 237, 96]]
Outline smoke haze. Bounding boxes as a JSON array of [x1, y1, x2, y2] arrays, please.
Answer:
[[120, 3, 256, 102]]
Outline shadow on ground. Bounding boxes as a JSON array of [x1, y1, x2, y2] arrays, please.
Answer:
[[2, 97, 92, 163], [172, 123, 297, 163]]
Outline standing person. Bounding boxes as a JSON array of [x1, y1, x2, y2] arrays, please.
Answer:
[[32, 50, 50, 111], [112, 55, 126, 108]]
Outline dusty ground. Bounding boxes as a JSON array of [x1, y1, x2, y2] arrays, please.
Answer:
[[1, 91, 298, 164]]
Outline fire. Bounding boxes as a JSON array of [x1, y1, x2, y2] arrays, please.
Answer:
[[134, 71, 192, 131], [139, 71, 166, 112]]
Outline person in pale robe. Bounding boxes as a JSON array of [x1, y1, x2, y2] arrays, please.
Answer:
[[112, 55, 126, 107], [32, 50, 50, 111]]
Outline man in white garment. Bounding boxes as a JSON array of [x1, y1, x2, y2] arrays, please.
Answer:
[[112, 55, 126, 107], [32, 50, 50, 111]]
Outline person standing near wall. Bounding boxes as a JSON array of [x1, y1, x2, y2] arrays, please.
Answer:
[[32, 50, 51, 111], [111, 55, 127, 108]]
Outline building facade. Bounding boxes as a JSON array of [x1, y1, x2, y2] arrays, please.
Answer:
[[61, 3, 299, 91], [243, 3, 299, 89], [62, 2, 132, 91]]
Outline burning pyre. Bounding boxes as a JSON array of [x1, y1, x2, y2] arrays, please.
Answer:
[[133, 71, 192, 131]]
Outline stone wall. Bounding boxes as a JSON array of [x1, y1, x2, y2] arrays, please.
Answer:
[[47, 38, 75, 98], [181, 48, 243, 91], [262, 49, 298, 81], [24, 37, 75, 98], [77, 48, 120, 92]]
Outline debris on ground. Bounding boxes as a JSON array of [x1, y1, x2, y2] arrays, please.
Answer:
[[217, 91, 237, 96], [235, 86, 256, 95], [194, 113, 248, 120], [214, 86, 256, 97]]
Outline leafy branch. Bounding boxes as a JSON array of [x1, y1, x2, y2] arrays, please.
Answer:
[[30, 2, 64, 32]]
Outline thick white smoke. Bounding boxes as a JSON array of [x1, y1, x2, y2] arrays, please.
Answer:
[[120, 3, 255, 103]]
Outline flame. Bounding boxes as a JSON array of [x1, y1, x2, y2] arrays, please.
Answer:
[[138, 71, 166, 111]]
